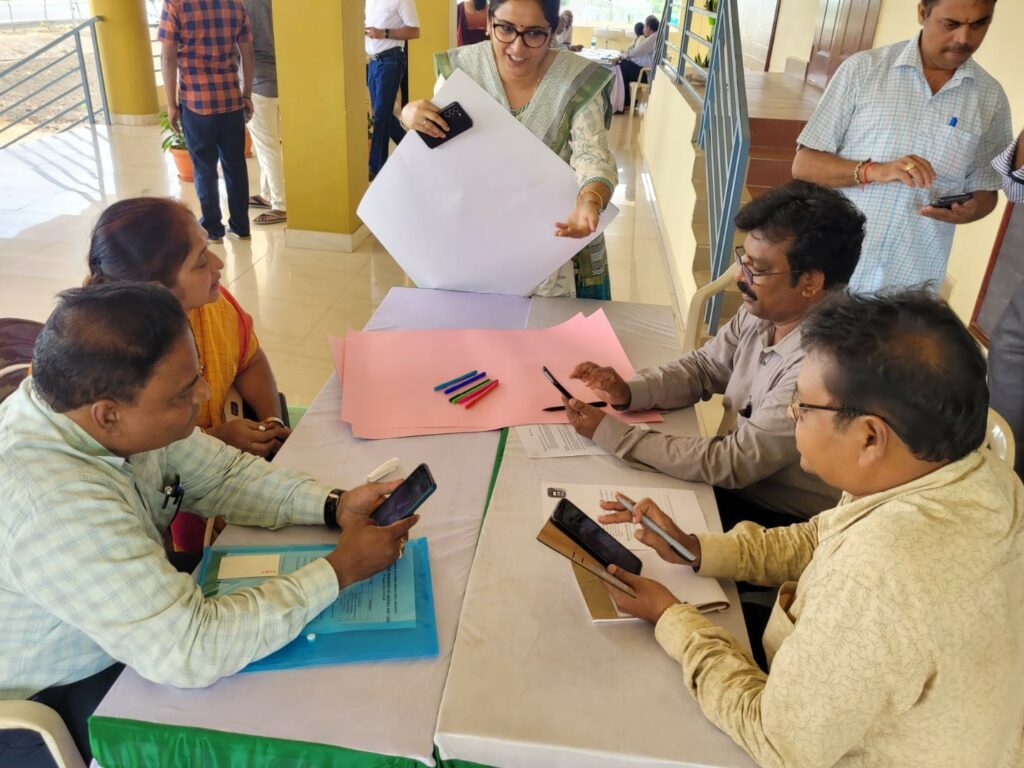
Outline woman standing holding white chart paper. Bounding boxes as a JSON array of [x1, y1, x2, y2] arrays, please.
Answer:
[[400, 0, 618, 299]]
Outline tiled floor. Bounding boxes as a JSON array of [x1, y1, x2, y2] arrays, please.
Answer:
[[0, 115, 672, 406]]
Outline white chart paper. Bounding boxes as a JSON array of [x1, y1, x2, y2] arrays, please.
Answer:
[[357, 69, 618, 296]]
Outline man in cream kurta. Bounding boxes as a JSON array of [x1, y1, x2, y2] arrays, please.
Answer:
[[601, 291, 1024, 767]]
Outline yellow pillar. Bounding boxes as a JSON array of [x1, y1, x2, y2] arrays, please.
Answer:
[[407, 0, 454, 102], [275, 0, 369, 250], [89, 0, 159, 123]]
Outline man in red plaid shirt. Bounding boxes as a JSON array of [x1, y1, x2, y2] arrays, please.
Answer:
[[160, 0, 255, 242]]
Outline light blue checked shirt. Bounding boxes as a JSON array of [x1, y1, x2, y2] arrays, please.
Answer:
[[993, 137, 1024, 204], [798, 35, 1011, 294], [0, 379, 339, 699]]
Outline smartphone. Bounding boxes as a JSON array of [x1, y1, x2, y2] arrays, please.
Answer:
[[928, 192, 972, 209], [419, 101, 473, 149], [371, 463, 436, 526], [542, 366, 574, 400], [550, 498, 642, 575]]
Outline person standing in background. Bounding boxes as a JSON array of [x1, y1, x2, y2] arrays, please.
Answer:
[[457, 0, 488, 46], [365, 0, 420, 180], [245, 0, 287, 226], [986, 127, 1024, 479], [159, 0, 254, 243]]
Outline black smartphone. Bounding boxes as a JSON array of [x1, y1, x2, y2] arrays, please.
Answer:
[[371, 463, 436, 526], [419, 101, 473, 149], [928, 192, 972, 209], [550, 498, 642, 575], [542, 366, 574, 400]]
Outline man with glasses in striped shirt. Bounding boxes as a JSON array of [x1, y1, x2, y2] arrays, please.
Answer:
[[565, 181, 865, 528]]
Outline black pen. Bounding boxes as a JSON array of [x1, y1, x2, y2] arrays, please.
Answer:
[[542, 401, 607, 412]]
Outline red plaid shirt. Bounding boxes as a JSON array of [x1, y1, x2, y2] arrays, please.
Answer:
[[158, 0, 252, 115]]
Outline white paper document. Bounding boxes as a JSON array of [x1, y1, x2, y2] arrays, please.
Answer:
[[357, 69, 619, 296], [540, 482, 730, 618], [516, 423, 606, 458]]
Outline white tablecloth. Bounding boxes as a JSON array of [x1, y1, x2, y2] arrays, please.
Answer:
[[434, 298, 756, 768], [93, 289, 531, 767], [577, 48, 626, 112]]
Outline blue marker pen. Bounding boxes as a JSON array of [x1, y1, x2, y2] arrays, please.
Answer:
[[948, 116, 958, 127]]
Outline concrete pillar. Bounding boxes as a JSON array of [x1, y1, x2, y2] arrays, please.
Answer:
[[89, 0, 159, 124]]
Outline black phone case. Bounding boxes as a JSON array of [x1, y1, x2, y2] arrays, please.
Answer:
[[419, 102, 473, 149], [551, 501, 643, 575]]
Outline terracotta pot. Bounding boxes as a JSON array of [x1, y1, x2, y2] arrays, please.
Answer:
[[244, 126, 253, 158], [170, 146, 193, 182]]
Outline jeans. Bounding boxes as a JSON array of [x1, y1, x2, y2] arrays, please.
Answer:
[[367, 49, 407, 176], [181, 106, 250, 238]]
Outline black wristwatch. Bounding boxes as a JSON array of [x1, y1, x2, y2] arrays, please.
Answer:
[[384, 28, 390, 38], [324, 488, 345, 529]]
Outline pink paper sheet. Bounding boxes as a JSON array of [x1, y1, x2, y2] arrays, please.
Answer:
[[334, 311, 662, 439]]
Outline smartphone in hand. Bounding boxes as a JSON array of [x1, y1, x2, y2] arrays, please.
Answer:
[[371, 463, 436, 526], [550, 498, 642, 575], [419, 102, 473, 149], [928, 192, 972, 209], [542, 366, 574, 400]]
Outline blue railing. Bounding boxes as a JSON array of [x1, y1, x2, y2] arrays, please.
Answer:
[[653, 0, 750, 332], [0, 16, 109, 149], [697, 0, 749, 329]]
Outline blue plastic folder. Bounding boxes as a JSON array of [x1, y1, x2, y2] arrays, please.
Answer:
[[196, 538, 439, 672]]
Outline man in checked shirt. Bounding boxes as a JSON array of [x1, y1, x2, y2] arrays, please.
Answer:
[[160, 0, 255, 243]]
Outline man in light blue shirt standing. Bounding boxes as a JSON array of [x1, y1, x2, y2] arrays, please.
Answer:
[[0, 283, 418, 765], [793, 0, 1010, 294]]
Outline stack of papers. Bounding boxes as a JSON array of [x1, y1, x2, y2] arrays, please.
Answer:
[[330, 309, 662, 439]]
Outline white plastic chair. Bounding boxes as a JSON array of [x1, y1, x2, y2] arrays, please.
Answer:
[[628, 66, 651, 114], [0, 700, 86, 768], [987, 407, 1016, 467], [682, 271, 735, 353]]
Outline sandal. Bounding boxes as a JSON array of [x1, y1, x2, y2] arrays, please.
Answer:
[[248, 195, 271, 209], [254, 209, 287, 225]]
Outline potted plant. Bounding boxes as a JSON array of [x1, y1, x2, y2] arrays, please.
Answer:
[[160, 111, 193, 182]]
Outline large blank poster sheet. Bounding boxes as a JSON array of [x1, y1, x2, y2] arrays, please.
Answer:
[[91, 289, 531, 767], [435, 298, 755, 768], [339, 309, 662, 439], [357, 69, 618, 296]]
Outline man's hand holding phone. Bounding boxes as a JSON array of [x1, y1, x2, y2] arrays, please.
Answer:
[[570, 361, 631, 407], [326, 513, 419, 589], [333, 479, 403, 528], [599, 495, 702, 569], [601, 566, 681, 624]]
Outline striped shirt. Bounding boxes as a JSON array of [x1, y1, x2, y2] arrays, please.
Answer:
[[798, 35, 1011, 294], [993, 137, 1024, 204], [158, 0, 253, 115], [0, 379, 338, 699]]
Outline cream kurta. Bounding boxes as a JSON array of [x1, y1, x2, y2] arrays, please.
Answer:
[[654, 449, 1024, 767]]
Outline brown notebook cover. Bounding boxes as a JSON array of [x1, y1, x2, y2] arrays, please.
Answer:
[[536, 519, 637, 599]]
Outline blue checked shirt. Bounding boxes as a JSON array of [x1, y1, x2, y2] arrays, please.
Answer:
[[993, 137, 1024, 204], [798, 36, 1011, 294], [0, 379, 339, 700]]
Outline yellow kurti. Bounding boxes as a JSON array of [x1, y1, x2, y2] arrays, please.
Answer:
[[655, 450, 1024, 767], [187, 287, 259, 429]]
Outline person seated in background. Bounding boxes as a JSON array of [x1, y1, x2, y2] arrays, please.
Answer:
[[87, 197, 287, 551], [565, 181, 866, 528], [456, 0, 488, 46], [598, 290, 1024, 768], [624, 20, 645, 56], [615, 15, 658, 99], [986, 125, 1024, 480], [551, 9, 582, 51], [0, 283, 417, 766]]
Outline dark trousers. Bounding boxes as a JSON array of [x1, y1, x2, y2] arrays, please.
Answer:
[[181, 106, 250, 239], [713, 487, 805, 532], [367, 49, 407, 176], [619, 59, 646, 100], [0, 662, 125, 767], [988, 281, 1024, 480]]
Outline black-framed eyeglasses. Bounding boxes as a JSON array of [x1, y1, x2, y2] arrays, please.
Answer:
[[787, 391, 902, 436], [491, 20, 551, 48], [735, 246, 801, 285]]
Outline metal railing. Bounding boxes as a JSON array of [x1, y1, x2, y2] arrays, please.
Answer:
[[653, 0, 749, 331], [0, 16, 109, 149], [697, 0, 749, 329]]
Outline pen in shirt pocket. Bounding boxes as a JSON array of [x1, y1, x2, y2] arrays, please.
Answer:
[[948, 116, 958, 127]]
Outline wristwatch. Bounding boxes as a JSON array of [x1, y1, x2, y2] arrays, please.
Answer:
[[384, 28, 390, 38], [324, 488, 345, 529]]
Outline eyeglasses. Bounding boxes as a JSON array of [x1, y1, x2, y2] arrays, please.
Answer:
[[735, 246, 801, 285], [787, 391, 903, 436], [491, 20, 551, 48]]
